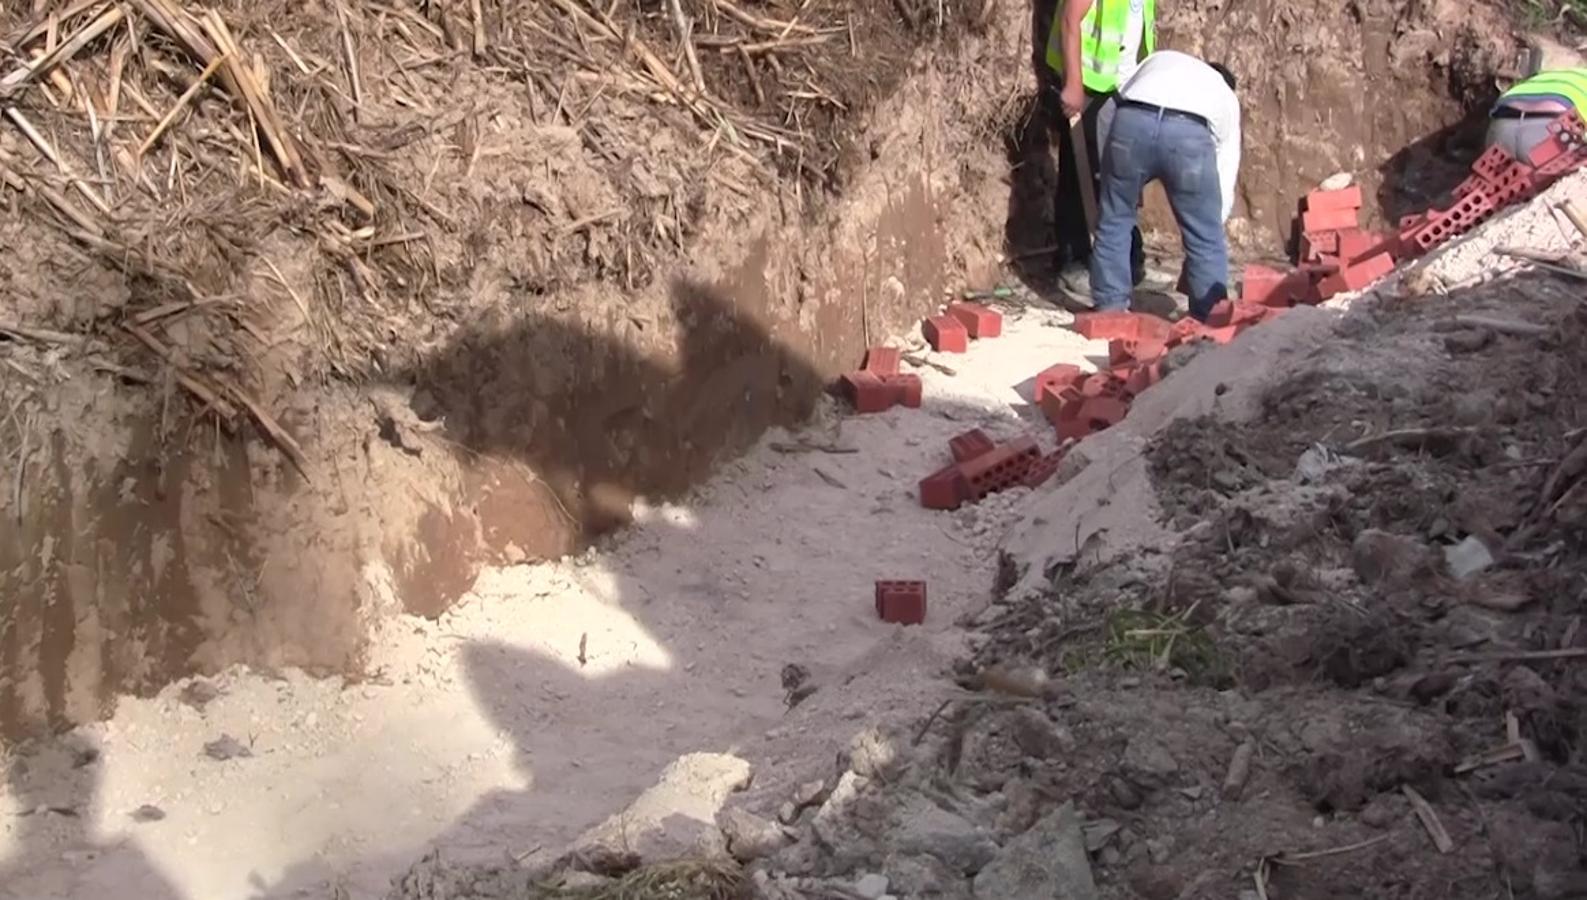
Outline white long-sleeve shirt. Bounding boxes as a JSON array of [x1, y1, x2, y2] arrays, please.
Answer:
[[1095, 50, 1242, 223]]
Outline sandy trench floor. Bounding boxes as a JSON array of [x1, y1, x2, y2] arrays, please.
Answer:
[[0, 301, 1108, 900]]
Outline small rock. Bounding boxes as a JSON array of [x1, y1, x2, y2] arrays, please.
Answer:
[[1443, 329, 1493, 354], [179, 679, 221, 711], [972, 801, 1097, 900], [1100, 846, 1120, 866], [892, 797, 998, 875], [1123, 737, 1179, 778], [792, 779, 827, 809], [130, 805, 165, 823], [1319, 172, 1353, 191], [1146, 837, 1172, 864], [1082, 818, 1122, 852], [854, 873, 890, 899], [1358, 795, 1400, 829], [1445, 535, 1495, 580], [1008, 708, 1073, 759], [203, 735, 252, 761], [718, 807, 789, 862], [778, 802, 799, 825], [846, 726, 908, 780], [1107, 777, 1143, 810]]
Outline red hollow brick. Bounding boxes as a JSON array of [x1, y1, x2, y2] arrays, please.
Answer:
[[841, 371, 895, 413], [1038, 383, 1081, 426], [1305, 184, 1363, 213], [1035, 362, 1085, 398], [1107, 337, 1167, 367], [862, 346, 901, 376], [874, 580, 926, 625], [1078, 395, 1130, 429], [1055, 416, 1093, 442], [1472, 143, 1516, 180], [1300, 206, 1359, 234], [1124, 360, 1164, 395], [1241, 264, 1286, 304], [959, 435, 1040, 500], [1022, 450, 1066, 488], [1336, 229, 1380, 263], [923, 315, 968, 353], [946, 302, 1002, 339], [1073, 311, 1172, 343], [948, 428, 996, 464], [883, 373, 922, 408], [918, 463, 969, 510]]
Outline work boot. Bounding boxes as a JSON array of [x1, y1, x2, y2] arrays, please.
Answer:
[[1055, 263, 1093, 305]]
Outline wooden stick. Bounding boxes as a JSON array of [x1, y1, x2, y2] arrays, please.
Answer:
[[333, 0, 365, 121], [1400, 785, 1453, 853], [666, 0, 706, 94], [0, 3, 122, 100], [470, 0, 488, 55], [1445, 647, 1587, 664], [122, 323, 239, 420], [0, 321, 87, 346], [1558, 200, 1587, 241], [1068, 112, 1098, 234], [217, 376, 310, 479], [138, 50, 229, 157], [1452, 314, 1551, 337], [2, 107, 111, 213]]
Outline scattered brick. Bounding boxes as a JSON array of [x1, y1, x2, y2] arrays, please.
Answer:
[[1205, 299, 1272, 329], [1038, 383, 1081, 427], [960, 435, 1041, 500], [883, 374, 922, 408], [841, 371, 895, 413], [1073, 310, 1171, 343], [1305, 184, 1362, 212], [1166, 316, 1212, 346], [862, 346, 901, 375], [946, 302, 1002, 339], [1079, 371, 1128, 398], [918, 464, 969, 510], [1300, 205, 1358, 234], [1107, 337, 1167, 367], [948, 428, 996, 464], [1241, 264, 1286, 303], [1471, 143, 1515, 181], [875, 580, 926, 625], [1336, 229, 1380, 263], [923, 315, 968, 353], [1022, 451, 1065, 488], [1202, 325, 1241, 344], [1317, 251, 1396, 297], [1034, 363, 1085, 398], [1078, 395, 1130, 429], [1124, 360, 1164, 395]]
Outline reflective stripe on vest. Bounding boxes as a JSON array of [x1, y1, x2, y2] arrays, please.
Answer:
[[1044, 0, 1156, 93], [1500, 68, 1587, 114]]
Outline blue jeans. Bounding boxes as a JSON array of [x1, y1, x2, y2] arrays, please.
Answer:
[[1089, 104, 1228, 320]]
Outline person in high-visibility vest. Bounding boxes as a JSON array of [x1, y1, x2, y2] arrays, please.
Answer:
[[1046, 0, 1156, 299], [1487, 68, 1587, 165]]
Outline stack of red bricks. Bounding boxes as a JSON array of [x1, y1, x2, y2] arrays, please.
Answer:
[[918, 427, 1064, 510], [1245, 108, 1587, 308], [923, 301, 1002, 353]]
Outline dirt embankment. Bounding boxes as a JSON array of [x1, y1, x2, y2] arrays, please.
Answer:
[[0, 0, 1528, 745], [0, 0, 1011, 740]]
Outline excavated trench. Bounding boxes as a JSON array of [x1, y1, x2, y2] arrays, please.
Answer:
[[0, 0, 1526, 743]]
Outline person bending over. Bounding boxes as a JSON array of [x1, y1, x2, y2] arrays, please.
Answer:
[[1088, 51, 1239, 321]]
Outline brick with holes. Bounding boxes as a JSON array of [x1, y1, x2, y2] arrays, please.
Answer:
[[923, 315, 968, 353], [874, 580, 926, 625], [946, 302, 1002, 338], [948, 428, 996, 464]]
